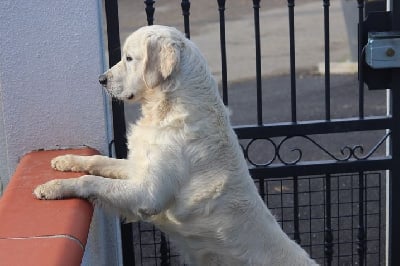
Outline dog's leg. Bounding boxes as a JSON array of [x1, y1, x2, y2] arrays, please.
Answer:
[[34, 174, 173, 218], [51, 154, 130, 179], [34, 175, 129, 201]]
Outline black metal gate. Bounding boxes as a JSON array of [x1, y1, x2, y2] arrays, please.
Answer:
[[103, 0, 400, 265]]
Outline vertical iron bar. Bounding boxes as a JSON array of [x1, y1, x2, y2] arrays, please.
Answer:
[[363, 176, 368, 264], [323, 0, 331, 120], [104, 0, 127, 159], [389, 79, 400, 266], [351, 175, 355, 264], [293, 176, 300, 244], [217, 0, 228, 105], [308, 178, 313, 257], [288, 0, 297, 123], [324, 174, 333, 266], [322, 1, 333, 256], [357, 172, 365, 266], [253, 0, 263, 125], [357, 0, 365, 119], [145, 0, 155, 26], [337, 176, 341, 263], [144, 3, 156, 263], [138, 223, 144, 265], [389, 1, 400, 265], [378, 173, 382, 264], [259, 177, 265, 201], [181, 0, 191, 39], [103, 1, 133, 265], [152, 226, 157, 261], [265, 179, 269, 205], [280, 180, 284, 225], [160, 233, 170, 266]]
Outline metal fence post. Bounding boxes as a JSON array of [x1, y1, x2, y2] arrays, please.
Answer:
[[389, 1, 400, 265], [104, 0, 133, 265]]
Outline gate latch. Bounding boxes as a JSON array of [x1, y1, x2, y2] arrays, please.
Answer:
[[365, 32, 400, 69]]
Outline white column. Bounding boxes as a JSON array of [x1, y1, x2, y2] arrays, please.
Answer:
[[0, 0, 121, 265]]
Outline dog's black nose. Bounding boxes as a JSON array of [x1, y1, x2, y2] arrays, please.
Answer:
[[99, 74, 108, 86]]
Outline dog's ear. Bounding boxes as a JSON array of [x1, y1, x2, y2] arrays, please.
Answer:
[[143, 36, 181, 87], [159, 42, 180, 79]]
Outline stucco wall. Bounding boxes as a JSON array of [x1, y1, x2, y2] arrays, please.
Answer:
[[0, 0, 109, 185], [0, 0, 121, 264]]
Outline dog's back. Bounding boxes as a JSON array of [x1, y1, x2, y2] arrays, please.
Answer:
[[129, 27, 318, 264]]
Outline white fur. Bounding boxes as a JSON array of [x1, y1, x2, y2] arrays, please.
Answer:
[[34, 25, 318, 266]]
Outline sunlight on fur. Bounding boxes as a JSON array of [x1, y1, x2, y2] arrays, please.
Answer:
[[34, 25, 318, 265]]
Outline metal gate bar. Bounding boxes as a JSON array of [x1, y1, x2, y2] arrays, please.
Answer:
[[357, 0, 365, 119], [253, 0, 263, 125], [293, 175, 300, 244], [322, 4, 334, 263], [325, 173, 333, 265], [356, 3, 366, 263], [181, 0, 190, 39], [103, 0, 133, 265], [287, 0, 297, 123], [357, 171, 365, 265], [389, 0, 400, 264], [217, 0, 228, 105], [144, 0, 155, 26], [323, 0, 331, 120]]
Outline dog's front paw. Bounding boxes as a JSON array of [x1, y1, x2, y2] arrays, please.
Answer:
[[51, 155, 80, 172], [34, 179, 67, 200]]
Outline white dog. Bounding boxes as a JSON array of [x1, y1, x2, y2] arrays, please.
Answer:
[[34, 25, 317, 265]]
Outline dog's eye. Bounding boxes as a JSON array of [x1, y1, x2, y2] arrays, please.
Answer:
[[126, 56, 133, 62]]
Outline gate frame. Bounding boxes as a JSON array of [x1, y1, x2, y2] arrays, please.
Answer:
[[101, 0, 400, 265], [388, 1, 400, 265]]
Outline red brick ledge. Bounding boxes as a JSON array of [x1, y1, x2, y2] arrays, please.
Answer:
[[0, 148, 97, 266]]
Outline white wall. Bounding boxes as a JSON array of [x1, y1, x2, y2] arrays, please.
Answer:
[[0, 0, 109, 185], [0, 0, 121, 264]]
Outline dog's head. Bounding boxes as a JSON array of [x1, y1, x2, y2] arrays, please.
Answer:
[[99, 25, 184, 102]]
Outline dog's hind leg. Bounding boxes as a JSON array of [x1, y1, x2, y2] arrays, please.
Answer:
[[51, 154, 130, 179]]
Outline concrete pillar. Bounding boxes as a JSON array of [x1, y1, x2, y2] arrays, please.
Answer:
[[0, 0, 122, 264]]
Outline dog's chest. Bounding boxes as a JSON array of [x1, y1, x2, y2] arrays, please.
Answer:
[[127, 123, 175, 151]]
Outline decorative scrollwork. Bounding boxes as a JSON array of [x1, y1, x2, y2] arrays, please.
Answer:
[[243, 138, 277, 166], [242, 132, 391, 167]]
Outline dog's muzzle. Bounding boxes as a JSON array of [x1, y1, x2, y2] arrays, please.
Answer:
[[99, 74, 108, 87]]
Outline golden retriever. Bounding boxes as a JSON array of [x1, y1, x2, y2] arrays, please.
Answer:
[[34, 25, 317, 265]]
